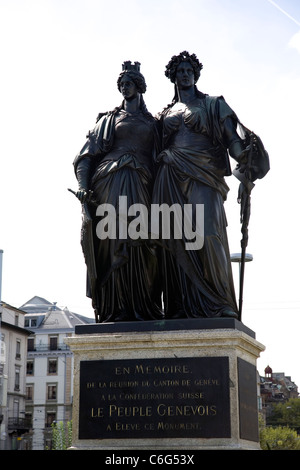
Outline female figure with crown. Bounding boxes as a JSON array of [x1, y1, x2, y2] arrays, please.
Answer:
[[73, 61, 162, 322], [153, 51, 268, 320]]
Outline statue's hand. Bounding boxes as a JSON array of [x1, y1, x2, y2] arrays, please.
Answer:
[[235, 153, 248, 174], [236, 138, 259, 174], [155, 151, 165, 163], [76, 189, 89, 203], [156, 149, 173, 164], [68, 188, 93, 204]]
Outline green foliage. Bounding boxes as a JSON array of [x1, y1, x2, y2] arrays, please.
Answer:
[[268, 398, 300, 431], [260, 425, 300, 450], [51, 420, 72, 450]]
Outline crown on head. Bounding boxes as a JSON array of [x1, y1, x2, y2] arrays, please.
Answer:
[[122, 61, 141, 72]]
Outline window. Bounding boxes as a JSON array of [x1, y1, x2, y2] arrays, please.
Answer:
[[25, 412, 32, 428], [27, 337, 35, 351], [0, 334, 5, 366], [16, 340, 21, 359], [49, 336, 58, 351], [47, 384, 57, 401], [48, 359, 57, 375], [46, 412, 56, 428], [13, 399, 19, 418], [45, 438, 53, 450], [25, 318, 37, 328], [14, 367, 20, 391], [27, 360, 34, 375], [15, 314, 19, 326], [26, 385, 33, 401]]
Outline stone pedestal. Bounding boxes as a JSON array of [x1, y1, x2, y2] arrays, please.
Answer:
[[65, 318, 264, 450]]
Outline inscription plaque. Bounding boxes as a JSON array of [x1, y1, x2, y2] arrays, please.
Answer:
[[238, 358, 259, 442], [79, 356, 230, 439]]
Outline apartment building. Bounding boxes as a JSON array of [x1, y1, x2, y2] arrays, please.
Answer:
[[0, 302, 31, 450], [22, 296, 92, 450], [260, 365, 299, 423]]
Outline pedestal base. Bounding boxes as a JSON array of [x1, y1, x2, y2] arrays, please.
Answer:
[[65, 318, 265, 450]]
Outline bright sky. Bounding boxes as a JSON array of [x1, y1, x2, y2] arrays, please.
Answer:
[[1, 0, 300, 385]]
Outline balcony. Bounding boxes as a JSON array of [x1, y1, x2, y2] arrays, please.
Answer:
[[8, 417, 31, 434], [27, 343, 70, 352]]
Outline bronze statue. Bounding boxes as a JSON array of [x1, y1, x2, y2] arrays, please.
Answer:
[[152, 51, 269, 320], [72, 62, 163, 322]]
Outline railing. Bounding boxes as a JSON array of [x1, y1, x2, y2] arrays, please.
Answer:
[[27, 344, 70, 352], [8, 417, 32, 431]]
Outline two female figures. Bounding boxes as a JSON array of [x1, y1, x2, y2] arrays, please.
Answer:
[[74, 53, 269, 323]]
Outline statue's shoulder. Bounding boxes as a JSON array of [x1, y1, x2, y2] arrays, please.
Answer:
[[95, 111, 109, 123], [156, 101, 176, 119], [204, 95, 237, 120], [204, 94, 225, 106]]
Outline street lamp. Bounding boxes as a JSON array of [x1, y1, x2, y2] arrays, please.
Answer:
[[0, 249, 3, 315], [231, 252, 253, 265]]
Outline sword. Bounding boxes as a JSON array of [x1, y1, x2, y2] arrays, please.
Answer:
[[67, 188, 97, 206], [68, 187, 98, 320]]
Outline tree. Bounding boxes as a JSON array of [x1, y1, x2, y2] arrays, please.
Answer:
[[51, 420, 72, 450], [268, 398, 300, 432]]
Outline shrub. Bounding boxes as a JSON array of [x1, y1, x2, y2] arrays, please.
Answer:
[[260, 425, 300, 450]]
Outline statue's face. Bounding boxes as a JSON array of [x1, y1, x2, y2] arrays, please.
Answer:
[[175, 61, 195, 89], [119, 74, 138, 100]]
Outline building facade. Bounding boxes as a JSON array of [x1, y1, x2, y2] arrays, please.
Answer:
[[0, 303, 31, 450], [260, 365, 299, 423], [22, 296, 92, 450]]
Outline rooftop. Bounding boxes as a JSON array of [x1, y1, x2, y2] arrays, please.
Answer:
[[21, 295, 94, 330]]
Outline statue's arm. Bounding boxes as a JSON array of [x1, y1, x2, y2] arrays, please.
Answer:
[[74, 157, 93, 203], [223, 117, 247, 163]]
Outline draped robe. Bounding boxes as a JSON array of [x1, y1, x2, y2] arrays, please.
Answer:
[[74, 109, 163, 322], [152, 95, 240, 318]]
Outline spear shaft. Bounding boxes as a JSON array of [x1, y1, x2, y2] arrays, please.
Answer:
[[233, 133, 255, 320]]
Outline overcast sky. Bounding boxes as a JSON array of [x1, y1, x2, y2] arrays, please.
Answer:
[[1, 0, 300, 384]]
